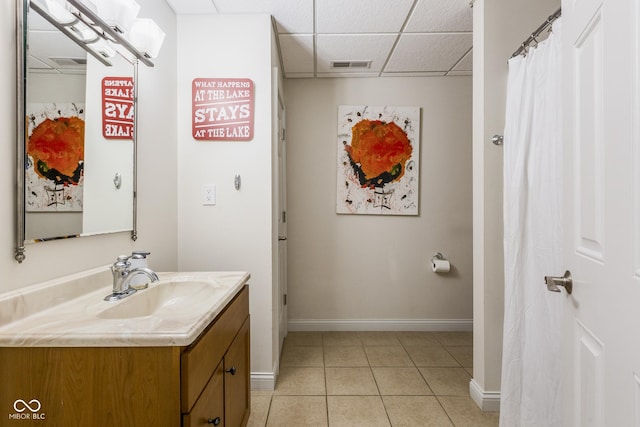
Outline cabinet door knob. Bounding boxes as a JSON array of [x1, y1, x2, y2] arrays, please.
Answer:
[[207, 417, 221, 425], [225, 366, 237, 375]]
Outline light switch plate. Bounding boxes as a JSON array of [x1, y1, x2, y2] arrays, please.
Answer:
[[203, 184, 216, 205]]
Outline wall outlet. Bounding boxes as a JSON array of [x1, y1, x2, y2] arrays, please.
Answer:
[[203, 184, 216, 205]]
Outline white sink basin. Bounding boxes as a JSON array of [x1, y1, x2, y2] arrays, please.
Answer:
[[97, 278, 227, 319], [0, 268, 250, 347]]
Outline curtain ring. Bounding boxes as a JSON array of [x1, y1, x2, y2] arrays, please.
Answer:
[[521, 43, 528, 57]]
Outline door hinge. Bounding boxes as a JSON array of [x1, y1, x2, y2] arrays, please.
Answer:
[[284, 294, 287, 305], [281, 128, 286, 141], [282, 210, 287, 223]]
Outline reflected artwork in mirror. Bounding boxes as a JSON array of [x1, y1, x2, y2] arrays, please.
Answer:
[[15, 0, 162, 262]]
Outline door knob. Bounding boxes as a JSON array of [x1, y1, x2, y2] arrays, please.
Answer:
[[226, 366, 237, 375], [544, 270, 573, 294], [278, 236, 287, 241]]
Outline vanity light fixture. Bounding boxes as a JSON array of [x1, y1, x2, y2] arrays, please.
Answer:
[[31, 0, 113, 66], [127, 18, 165, 59], [92, 37, 117, 58], [42, 0, 75, 24], [30, 0, 164, 67], [41, 0, 99, 43], [93, 0, 140, 34]]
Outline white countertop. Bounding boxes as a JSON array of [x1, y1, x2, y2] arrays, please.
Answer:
[[0, 267, 250, 347]]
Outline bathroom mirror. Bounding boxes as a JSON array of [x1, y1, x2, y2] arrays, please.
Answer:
[[15, 0, 152, 262]]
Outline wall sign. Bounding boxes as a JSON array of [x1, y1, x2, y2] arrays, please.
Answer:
[[192, 78, 255, 141], [102, 77, 134, 140]]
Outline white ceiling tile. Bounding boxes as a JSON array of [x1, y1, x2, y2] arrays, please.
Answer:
[[316, 0, 414, 33], [28, 11, 57, 31], [213, 0, 314, 33], [163, 0, 475, 77], [29, 31, 86, 62], [316, 34, 396, 73], [285, 72, 315, 78], [385, 33, 472, 72], [317, 72, 380, 78], [28, 55, 53, 70], [404, 0, 472, 32], [447, 70, 472, 76], [279, 34, 314, 73], [381, 71, 447, 77], [166, 0, 217, 14], [452, 48, 472, 71]]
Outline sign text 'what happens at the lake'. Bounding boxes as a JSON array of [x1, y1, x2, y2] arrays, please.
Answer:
[[192, 78, 255, 141], [102, 77, 134, 140]]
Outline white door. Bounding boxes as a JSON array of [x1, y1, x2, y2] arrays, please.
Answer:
[[277, 91, 288, 354], [561, 0, 640, 425]]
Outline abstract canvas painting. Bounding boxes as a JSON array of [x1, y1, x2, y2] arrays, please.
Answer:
[[337, 105, 420, 215], [26, 103, 84, 212]]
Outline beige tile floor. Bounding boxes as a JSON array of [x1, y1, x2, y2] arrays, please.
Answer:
[[247, 331, 498, 427]]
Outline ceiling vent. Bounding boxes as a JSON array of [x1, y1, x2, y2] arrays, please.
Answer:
[[49, 57, 87, 66], [330, 60, 372, 69]]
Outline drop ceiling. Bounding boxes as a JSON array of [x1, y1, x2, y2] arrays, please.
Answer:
[[166, 0, 473, 78], [27, 10, 88, 74]]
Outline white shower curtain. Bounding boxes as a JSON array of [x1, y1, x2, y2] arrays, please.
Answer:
[[500, 20, 564, 427]]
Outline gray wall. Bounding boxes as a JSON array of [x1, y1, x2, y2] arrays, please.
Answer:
[[284, 76, 473, 329]]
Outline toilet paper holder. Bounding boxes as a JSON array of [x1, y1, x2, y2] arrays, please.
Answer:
[[431, 252, 451, 273]]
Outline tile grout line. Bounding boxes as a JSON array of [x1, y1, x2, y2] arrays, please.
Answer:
[[269, 331, 480, 426], [262, 394, 274, 427], [434, 395, 457, 426], [322, 333, 329, 427]]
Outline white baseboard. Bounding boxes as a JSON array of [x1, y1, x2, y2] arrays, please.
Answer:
[[288, 319, 473, 332], [469, 379, 501, 412], [251, 372, 276, 391]]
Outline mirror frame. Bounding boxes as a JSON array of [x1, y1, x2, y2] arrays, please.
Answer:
[[15, 0, 26, 262], [15, 0, 142, 262]]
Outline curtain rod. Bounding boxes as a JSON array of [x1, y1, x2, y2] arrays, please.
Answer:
[[510, 7, 562, 59]]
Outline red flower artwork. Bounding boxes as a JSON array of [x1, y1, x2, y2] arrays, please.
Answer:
[[28, 116, 84, 185], [345, 119, 413, 188]]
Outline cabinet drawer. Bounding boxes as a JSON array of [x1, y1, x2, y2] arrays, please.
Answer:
[[181, 286, 249, 412], [183, 362, 224, 427]]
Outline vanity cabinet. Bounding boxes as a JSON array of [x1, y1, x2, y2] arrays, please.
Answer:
[[0, 285, 250, 427], [181, 286, 250, 426]]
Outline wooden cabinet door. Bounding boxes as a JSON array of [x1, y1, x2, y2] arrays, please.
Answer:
[[182, 363, 224, 427], [224, 318, 250, 427]]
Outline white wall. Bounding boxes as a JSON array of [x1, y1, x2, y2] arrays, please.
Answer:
[[83, 55, 134, 236], [134, 0, 179, 271], [175, 14, 278, 381], [471, 0, 561, 410], [0, 0, 178, 293], [284, 77, 473, 329]]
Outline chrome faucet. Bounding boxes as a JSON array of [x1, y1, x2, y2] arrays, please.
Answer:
[[104, 255, 159, 302]]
